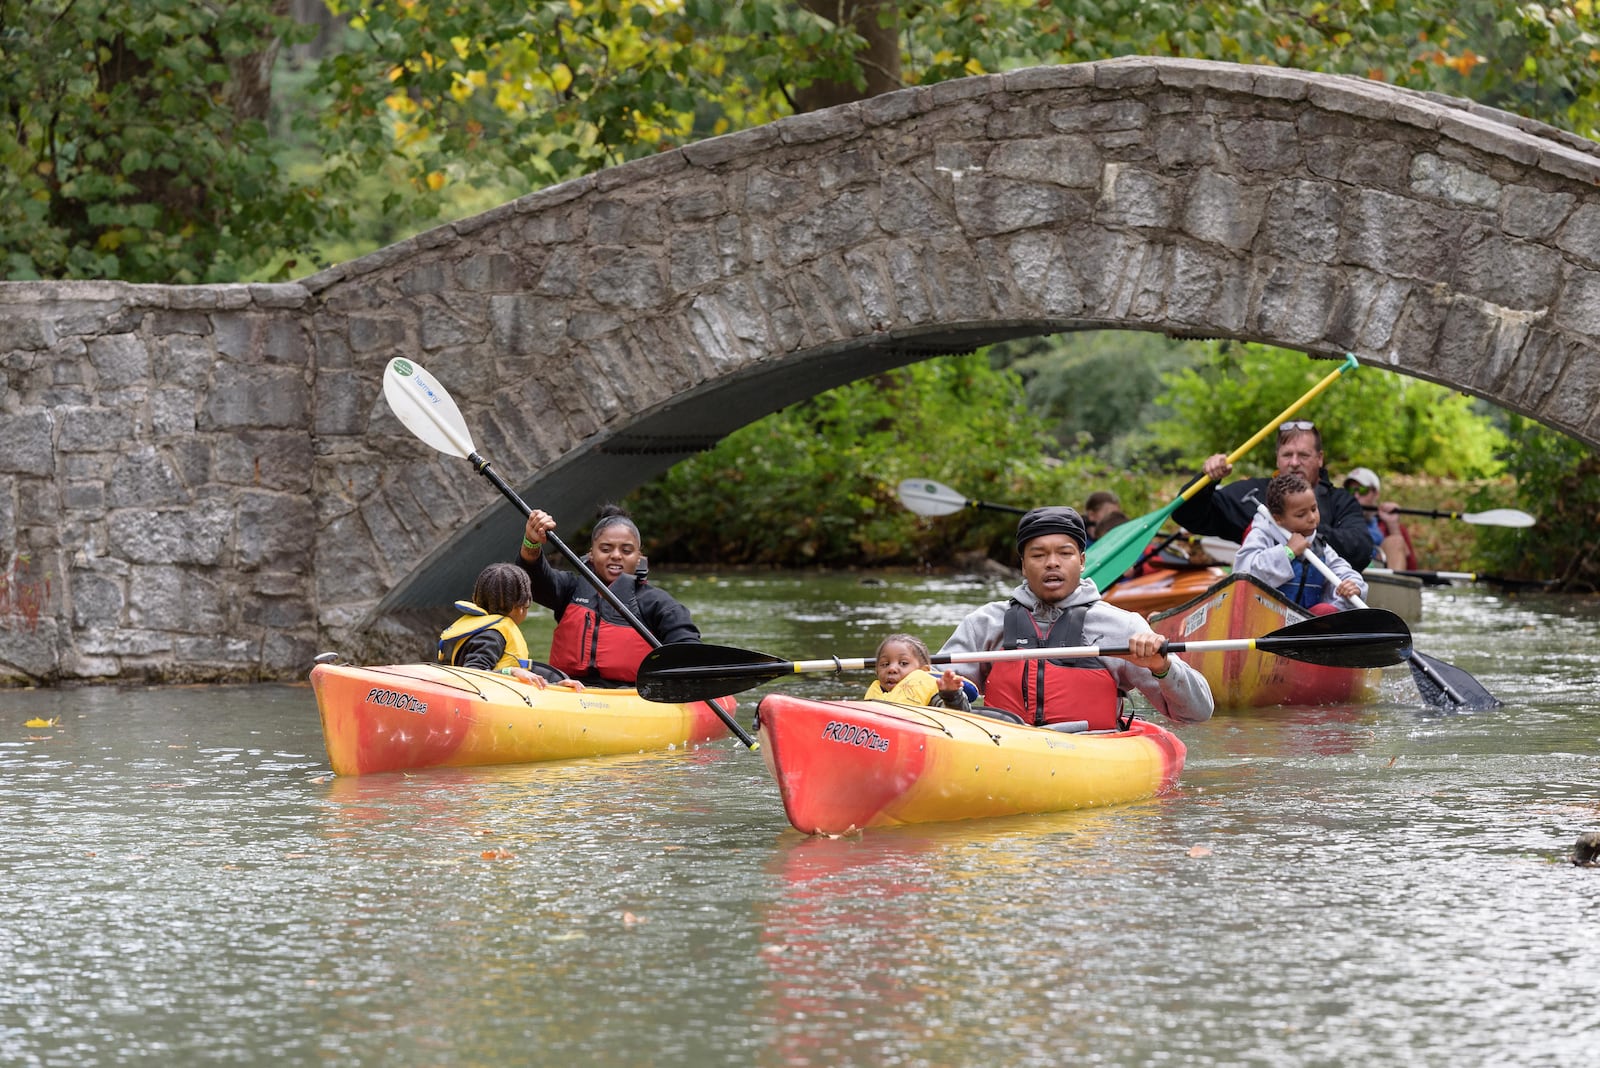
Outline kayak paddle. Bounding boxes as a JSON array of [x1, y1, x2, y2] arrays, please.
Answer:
[[636, 608, 1413, 704], [1362, 505, 1535, 528], [897, 478, 1027, 517], [1367, 567, 1555, 592], [1083, 352, 1360, 589], [381, 357, 758, 749], [1302, 546, 1501, 711]]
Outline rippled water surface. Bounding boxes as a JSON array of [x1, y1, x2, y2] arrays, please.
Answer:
[[3, 574, 1598, 1066]]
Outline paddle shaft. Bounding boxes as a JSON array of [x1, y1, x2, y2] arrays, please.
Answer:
[[1301, 547, 1467, 706], [666, 635, 1387, 681], [1360, 504, 1533, 526]]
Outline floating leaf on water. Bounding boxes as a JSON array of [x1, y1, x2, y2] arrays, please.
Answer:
[[480, 848, 514, 860], [24, 717, 58, 728], [622, 911, 647, 927], [1187, 845, 1213, 858]]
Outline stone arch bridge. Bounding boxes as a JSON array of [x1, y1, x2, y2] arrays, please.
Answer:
[[4, 56, 1600, 683]]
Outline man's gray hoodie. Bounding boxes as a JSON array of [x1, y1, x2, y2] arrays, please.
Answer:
[[937, 579, 1214, 724]]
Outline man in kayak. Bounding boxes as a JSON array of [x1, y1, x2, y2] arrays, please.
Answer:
[[517, 504, 701, 686], [937, 506, 1214, 730], [1173, 420, 1374, 572]]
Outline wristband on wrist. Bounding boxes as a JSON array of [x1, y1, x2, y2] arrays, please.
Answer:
[[522, 537, 539, 551], [1151, 659, 1170, 679], [1284, 544, 1295, 560]]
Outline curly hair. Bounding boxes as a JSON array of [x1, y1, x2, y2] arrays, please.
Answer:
[[1265, 471, 1313, 518], [472, 562, 531, 615]]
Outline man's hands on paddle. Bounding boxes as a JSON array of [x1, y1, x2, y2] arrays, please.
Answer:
[[1122, 631, 1172, 676], [1202, 453, 1233, 481]]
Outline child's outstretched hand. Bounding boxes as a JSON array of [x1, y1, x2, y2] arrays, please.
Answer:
[[938, 669, 964, 694], [510, 667, 549, 689]]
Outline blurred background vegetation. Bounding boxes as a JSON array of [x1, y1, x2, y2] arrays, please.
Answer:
[[4, 0, 1597, 586]]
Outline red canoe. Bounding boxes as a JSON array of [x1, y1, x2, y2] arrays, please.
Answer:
[[1148, 573, 1382, 708], [1104, 564, 1231, 617]]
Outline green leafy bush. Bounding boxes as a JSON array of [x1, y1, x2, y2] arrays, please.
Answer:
[[1470, 415, 1600, 591]]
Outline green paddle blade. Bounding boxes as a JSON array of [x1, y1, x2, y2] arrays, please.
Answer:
[[1083, 498, 1184, 589], [1248, 608, 1412, 668]]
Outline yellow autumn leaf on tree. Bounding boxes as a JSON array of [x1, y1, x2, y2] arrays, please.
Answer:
[[425, 171, 447, 191]]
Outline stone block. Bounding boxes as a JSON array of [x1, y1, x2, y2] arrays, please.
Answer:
[[986, 135, 1102, 188], [155, 333, 217, 384], [776, 188, 880, 266], [236, 489, 315, 570], [107, 446, 191, 508], [1411, 153, 1501, 208], [1181, 171, 1268, 250], [1259, 179, 1343, 264], [56, 406, 140, 453], [112, 504, 231, 566], [1554, 203, 1600, 268], [87, 333, 151, 388], [1501, 186, 1576, 241], [348, 314, 409, 353], [1253, 261, 1340, 345], [398, 261, 450, 296], [1455, 226, 1562, 310], [1339, 188, 1461, 282], [960, 176, 1091, 239], [200, 364, 310, 430], [1046, 100, 1149, 135], [1095, 165, 1176, 229], [71, 570, 125, 628], [1553, 267, 1600, 337], [1220, 118, 1302, 172], [127, 564, 228, 632], [491, 293, 568, 355], [1004, 230, 1085, 317], [0, 316, 56, 351], [457, 252, 523, 292], [0, 412, 55, 475]]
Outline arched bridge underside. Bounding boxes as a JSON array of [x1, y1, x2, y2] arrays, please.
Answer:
[[5, 56, 1600, 682]]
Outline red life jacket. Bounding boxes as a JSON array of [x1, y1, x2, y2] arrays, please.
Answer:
[[982, 601, 1124, 729], [547, 571, 655, 683]]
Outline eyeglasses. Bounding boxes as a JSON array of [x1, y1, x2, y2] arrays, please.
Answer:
[[1279, 420, 1316, 431]]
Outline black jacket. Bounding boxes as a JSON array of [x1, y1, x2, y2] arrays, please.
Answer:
[[1172, 468, 1374, 571]]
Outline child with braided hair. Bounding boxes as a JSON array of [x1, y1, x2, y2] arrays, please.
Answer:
[[438, 563, 580, 688]]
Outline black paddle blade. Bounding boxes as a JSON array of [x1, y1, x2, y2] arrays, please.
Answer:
[[1404, 649, 1503, 711], [1253, 608, 1413, 668], [636, 642, 794, 703]]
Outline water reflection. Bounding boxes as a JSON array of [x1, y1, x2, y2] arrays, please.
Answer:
[[2, 578, 1598, 1066]]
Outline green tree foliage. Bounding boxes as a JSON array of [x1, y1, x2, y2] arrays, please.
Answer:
[[0, 0, 332, 282], [991, 330, 1196, 457], [301, 0, 1600, 224], [624, 354, 1150, 567], [1470, 416, 1600, 590], [1142, 342, 1508, 479]]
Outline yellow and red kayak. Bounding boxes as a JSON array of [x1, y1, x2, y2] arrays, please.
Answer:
[[311, 662, 736, 776], [1148, 573, 1382, 708], [756, 694, 1186, 835]]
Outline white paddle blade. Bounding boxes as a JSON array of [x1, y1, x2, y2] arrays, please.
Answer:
[[1197, 537, 1239, 564], [1462, 508, 1535, 528], [897, 478, 967, 517], [383, 357, 475, 459]]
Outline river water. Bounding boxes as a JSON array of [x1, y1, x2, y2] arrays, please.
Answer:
[[3, 572, 1598, 1066]]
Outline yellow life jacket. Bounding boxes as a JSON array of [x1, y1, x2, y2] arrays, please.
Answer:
[[437, 601, 530, 671]]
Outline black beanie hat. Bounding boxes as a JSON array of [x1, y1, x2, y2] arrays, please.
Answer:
[[1015, 506, 1088, 553]]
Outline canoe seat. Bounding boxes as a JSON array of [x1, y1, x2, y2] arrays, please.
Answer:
[[1046, 720, 1090, 733]]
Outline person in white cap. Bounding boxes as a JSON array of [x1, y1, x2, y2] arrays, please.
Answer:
[[1342, 467, 1417, 570]]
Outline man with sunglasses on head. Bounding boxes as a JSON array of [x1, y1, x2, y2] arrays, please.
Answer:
[[1172, 420, 1375, 572]]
